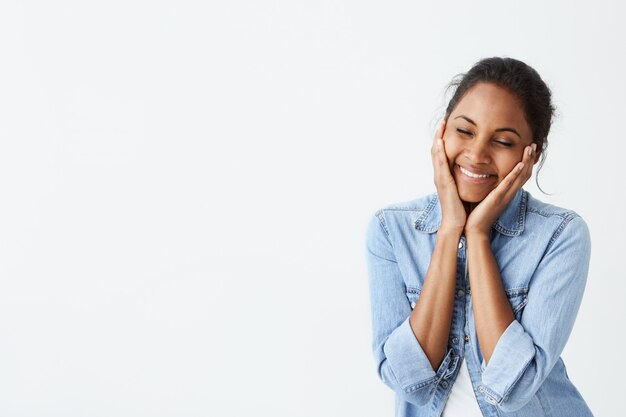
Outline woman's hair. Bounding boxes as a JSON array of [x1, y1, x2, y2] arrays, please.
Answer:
[[444, 57, 554, 193]]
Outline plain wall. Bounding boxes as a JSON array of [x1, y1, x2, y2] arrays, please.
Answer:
[[0, 1, 623, 416]]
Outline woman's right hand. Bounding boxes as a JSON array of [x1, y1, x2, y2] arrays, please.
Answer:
[[430, 119, 466, 235]]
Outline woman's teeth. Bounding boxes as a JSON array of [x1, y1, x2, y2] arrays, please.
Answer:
[[459, 166, 491, 178]]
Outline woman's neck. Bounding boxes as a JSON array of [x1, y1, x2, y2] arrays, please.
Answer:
[[463, 201, 477, 216]]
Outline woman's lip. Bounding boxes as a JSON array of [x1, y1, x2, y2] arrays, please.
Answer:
[[454, 164, 496, 184]]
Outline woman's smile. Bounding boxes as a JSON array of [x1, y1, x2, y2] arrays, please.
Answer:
[[454, 164, 497, 185]]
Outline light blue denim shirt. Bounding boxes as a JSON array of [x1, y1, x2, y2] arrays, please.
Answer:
[[364, 188, 593, 417]]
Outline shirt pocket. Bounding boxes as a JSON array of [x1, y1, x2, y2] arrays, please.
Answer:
[[405, 285, 421, 310], [505, 287, 529, 322]]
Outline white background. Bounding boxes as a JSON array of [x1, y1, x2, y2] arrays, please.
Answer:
[[0, 1, 623, 416]]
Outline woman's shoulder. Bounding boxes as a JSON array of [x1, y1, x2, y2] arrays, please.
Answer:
[[524, 190, 584, 220], [523, 190, 590, 246], [373, 192, 438, 215], [367, 192, 440, 237]]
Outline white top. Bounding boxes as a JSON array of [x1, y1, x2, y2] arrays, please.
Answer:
[[441, 356, 484, 416]]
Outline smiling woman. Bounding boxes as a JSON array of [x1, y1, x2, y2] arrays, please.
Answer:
[[365, 57, 593, 417]]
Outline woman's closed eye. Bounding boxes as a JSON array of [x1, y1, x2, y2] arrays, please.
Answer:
[[457, 128, 514, 148], [495, 140, 514, 148]]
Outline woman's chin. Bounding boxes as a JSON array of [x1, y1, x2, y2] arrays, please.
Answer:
[[453, 172, 499, 204], [457, 188, 490, 204]]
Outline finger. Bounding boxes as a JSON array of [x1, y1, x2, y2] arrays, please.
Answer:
[[498, 144, 534, 199], [526, 143, 537, 177], [431, 120, 445, 159], [431, 138, 445, 180], [436, 139, 454, 182], [498, 161, 525, 198], [431, 119, 458, 192], [520, 144, 535, 182], [434, 119, 446, 142], [430, 119, 447, 152], [431, 139, 456, 193]]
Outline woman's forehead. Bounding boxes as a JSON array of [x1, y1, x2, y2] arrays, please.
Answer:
[[452, 83, 532, 136]]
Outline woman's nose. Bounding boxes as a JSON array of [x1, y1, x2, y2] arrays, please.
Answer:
[[465, 140, 491, 163]]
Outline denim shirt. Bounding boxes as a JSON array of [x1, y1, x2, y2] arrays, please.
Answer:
[[364, 189, 593, 417]]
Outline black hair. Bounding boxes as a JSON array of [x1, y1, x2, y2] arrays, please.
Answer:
[[444, 57, 554, 193]]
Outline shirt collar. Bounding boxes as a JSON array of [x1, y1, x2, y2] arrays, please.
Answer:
[[414, 188, 527, 236]]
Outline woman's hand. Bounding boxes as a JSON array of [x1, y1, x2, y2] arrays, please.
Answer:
[[431, 119, 466, 236], [464, 143, 537, 237]]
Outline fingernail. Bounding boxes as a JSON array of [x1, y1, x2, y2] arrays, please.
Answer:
[[531, 143, 537, 152]]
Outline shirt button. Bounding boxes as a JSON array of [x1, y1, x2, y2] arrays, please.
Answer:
[[410, 302, 416, 308], [441, 381, 448, 388], [457, 289, 465, 297], [451, 337, 459, 344], [479, 386, 485, 392], [464, 335, 469, 343], [458, 240, 463, 249]]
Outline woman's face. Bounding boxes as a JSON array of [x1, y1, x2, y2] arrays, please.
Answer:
[[442, 82, 537, 203]]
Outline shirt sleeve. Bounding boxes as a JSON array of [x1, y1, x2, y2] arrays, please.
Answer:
[[479, 215, 592, 412], [364, 211, 456, 406]]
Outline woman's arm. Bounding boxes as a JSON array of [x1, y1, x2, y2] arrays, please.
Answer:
[[465, 231, 514, 364], [409, 227, 461, 371]]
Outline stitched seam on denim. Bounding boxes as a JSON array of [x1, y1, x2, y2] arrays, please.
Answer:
[[403, 375, 438, 393], [414, 194, 439, 231], [381, 207, 422, 212], [406, 287, 421, 295], [545, 213, 579, 253], [526, 205, 571, 219], [517, 189, 528, 230], [512, 297, 528, 314], [492, 224, 520, 236], [443, 355, 459, 379], [482, 384, 502, 403], [401, 350, 453, 393], [433, 349, 455, 385], [493, 189, 527, 236], [368, 212, 398, 263], [374, 210, 390, 237], [504, 287, 529, 296]]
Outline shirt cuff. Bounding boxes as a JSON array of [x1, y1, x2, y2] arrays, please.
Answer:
[[480, 319, 535, 403], [382, 316, 448, 391]]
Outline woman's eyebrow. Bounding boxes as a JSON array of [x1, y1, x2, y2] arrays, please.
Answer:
[[454, 115, 521, 139]]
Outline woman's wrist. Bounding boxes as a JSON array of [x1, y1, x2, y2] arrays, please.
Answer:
[[438, 224, 464, 240], [464, 228, 490, 242]]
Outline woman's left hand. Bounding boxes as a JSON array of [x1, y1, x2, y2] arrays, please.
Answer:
[[465, 143, 537, 237]]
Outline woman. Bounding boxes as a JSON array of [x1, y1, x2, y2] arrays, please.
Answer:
[[364, 57, 593, 416]]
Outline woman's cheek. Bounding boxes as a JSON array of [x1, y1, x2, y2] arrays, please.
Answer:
[[443, 142, 458, 170]]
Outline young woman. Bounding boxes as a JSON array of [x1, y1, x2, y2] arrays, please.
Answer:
[[364, 57, 593, 416]]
